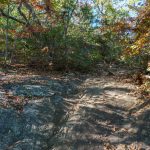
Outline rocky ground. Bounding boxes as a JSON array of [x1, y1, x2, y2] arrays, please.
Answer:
[[0, 65, 150, 150]]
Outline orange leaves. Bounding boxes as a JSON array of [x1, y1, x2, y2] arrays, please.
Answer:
[[26, 25, 43, 32], [137, 2, 150, 21], [29, 0, 45, 10], [27, 0, 54, 12], [135, 31, 150, 48], [9, 29, 16, 34], [123, 2, 150, 57], [115, 22, 131, 32], [17, 32, 31, 38], [41, 46, 49, 53], [35, 4, 44, 10], [16, 25, 49, 38], [124, 31, 149, 56], [99, 21, 131, 34]]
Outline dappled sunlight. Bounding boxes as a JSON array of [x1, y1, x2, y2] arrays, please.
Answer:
[[0, 69, 149, 149], [0, 73, 84, 149]]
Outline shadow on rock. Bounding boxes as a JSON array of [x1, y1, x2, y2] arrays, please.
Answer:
[[0, 75, 84, 150]]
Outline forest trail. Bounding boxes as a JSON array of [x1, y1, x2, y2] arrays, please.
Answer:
[[0, 67, 150, 150]]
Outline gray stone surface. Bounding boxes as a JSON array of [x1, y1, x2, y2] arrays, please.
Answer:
[[0, 74, 150, 150], [0, 76, 79, 150], [2, 78, 78, 97]]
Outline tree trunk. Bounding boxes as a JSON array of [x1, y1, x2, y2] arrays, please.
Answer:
[[4, 3, 10, 65]]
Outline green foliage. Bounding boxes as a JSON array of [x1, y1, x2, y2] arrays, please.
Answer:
[[0, 0, 149, 72], [0, 0, 8, 5]]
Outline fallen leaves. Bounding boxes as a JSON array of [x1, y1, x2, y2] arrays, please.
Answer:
[[0, 91, 29, 113]]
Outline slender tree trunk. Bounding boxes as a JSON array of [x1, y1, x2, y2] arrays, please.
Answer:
[[4, 3, 10, 65], [63, 0, 78, 70], [10, 36, 16, 64]]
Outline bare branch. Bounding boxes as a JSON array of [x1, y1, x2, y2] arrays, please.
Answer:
[[0, 8, 26, 24], [18, 2, 29, 24], [22, 1, 41, 25]]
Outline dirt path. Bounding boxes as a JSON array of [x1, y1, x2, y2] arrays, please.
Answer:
[[0, 69, 150, 150]]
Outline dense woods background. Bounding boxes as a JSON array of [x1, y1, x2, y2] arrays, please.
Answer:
[[0, 0, 150, 72]]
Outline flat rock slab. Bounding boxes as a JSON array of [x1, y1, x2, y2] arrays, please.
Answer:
[[0, 75, 80, 150], [0, 99, 55, 150], [2, 77, 78, 97], [0, 96, 71, 150], [0, 74, 150, 150]]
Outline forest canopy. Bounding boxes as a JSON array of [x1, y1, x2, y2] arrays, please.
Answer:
[[0, 0, 150, 71]]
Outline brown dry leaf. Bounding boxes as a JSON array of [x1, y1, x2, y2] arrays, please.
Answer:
[[116, 144, 126, 150]]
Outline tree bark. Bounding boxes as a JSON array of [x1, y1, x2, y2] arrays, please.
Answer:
[[4, 3, 10, 65]]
